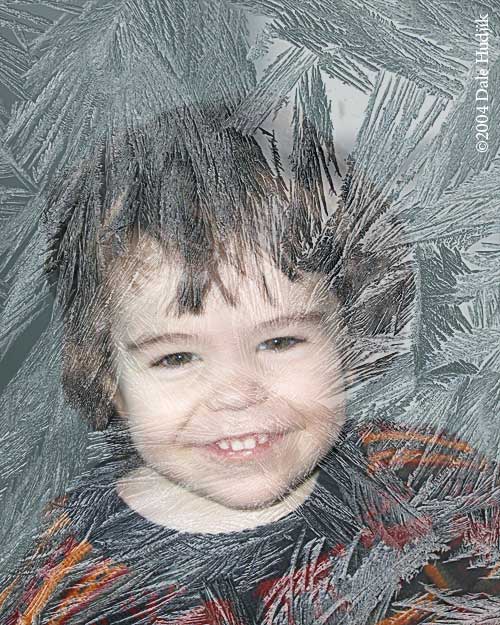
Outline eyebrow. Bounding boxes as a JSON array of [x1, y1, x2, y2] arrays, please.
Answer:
[[125, 310, 325, 352]]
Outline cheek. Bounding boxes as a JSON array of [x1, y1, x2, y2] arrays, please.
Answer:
[[272, 348, 345, 404], [270, 353, 345, 441], [118, 371, 203, 440]]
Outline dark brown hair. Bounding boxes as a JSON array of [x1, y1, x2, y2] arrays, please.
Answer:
[[43, 110, 414, 432], [43, 111, 332, 431]]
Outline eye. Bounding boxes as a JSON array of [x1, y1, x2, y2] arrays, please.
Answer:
[[258, 336, 305, 352], [152, 352, 200, 369]]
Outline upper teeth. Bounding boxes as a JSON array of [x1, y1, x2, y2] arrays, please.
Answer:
[[216, 433, 270, 451]]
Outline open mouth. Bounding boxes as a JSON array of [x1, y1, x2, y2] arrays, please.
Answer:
[[199, 430, 290, 462]]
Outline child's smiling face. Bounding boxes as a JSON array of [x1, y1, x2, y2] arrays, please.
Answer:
[[110, 237, 346, 511]]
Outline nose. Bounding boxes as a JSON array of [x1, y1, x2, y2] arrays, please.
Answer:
[[205, 364, 268, 412]]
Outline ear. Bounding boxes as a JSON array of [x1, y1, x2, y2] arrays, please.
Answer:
[[103, 374, 126, 417], [110, 382, 126, 417], [93, 370, 122, 430]]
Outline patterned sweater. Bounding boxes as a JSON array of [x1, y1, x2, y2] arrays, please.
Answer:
[[1, 418, 500, 625]]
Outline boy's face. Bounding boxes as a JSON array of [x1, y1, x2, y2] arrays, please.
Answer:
[[111, 240, 346, 511]]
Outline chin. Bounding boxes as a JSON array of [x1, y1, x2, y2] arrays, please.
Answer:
[[218, 493, 280, 511], [207, 475, 302, 511]]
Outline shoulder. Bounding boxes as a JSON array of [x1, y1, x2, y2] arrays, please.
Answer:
[[349, 420, 500, 614], [0, 487, 128, 624], [352, 418, 500, 565], [352, 417, 494, 493]]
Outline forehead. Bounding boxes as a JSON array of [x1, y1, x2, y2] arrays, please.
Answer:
[[108, 236, 328, 334]]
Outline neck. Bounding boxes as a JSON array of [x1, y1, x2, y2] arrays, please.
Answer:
[[116, 465, 319, 534]]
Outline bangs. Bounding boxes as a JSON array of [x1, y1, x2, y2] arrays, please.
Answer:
[[105, 226, 302, 320], [172, 241, 301, 317]]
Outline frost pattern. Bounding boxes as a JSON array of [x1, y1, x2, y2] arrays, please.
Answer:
[[0, 1, 499, 624]]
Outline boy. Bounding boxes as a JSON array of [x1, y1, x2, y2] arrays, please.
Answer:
[[1, 118, 499, 625]]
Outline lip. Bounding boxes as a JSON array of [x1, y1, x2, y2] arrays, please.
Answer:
[[197, 430, 291, 464], [196, 429, 290, 446]]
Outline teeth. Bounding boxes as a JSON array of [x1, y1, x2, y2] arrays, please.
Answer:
[[243, 437, 256, 450], [230, 439, 245, 451], [214, 432, 275, 451]]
